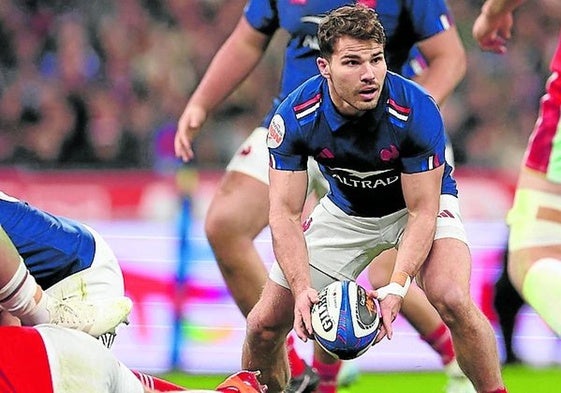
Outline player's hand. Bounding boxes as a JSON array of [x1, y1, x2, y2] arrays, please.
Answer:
[[293, 287, 319, 342], [472, 11, 514, 54], [175, 104, 208, 162], [371, 290, 402, 342]]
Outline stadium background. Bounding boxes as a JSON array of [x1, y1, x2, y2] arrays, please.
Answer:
[[0, 0, 561, 388]]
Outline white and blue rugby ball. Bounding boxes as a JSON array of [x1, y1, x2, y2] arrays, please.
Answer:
[[311, 280, 380, 360]]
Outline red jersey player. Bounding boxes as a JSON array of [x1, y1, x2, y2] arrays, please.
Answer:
[[0, 312, 266, 393]]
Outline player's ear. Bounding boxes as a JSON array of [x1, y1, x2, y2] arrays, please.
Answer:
[[317, 57, 331, 79]]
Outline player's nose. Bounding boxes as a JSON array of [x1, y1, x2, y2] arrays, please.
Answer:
[[360, 64, 377, 83]]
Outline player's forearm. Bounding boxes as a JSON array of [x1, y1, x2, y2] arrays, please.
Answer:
[[396, 168, 442, 285], [270, 217, 311, 294], [481, 0, 526, 17], [394, 212, 436, 282]]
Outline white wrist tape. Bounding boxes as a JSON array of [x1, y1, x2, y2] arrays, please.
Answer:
[[376, 275, 412, 300]]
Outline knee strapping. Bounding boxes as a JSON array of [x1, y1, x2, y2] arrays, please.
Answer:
[[522, 258, 561, 336]]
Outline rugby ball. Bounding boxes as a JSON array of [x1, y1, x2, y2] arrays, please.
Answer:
[[311, 281, 380, 360]]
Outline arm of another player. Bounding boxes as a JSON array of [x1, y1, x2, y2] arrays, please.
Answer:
[[375, 165, 444, 341], [472, 0, 526, 54], [269, 167, 318, 341], [175, 16, 272, 162], [413, 27, 466, 105]]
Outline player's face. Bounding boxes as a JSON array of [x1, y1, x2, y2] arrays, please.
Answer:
[[318, 36, 387, 117]]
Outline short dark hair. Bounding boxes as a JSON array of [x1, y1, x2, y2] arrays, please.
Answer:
[[317, 4, 386, 59]]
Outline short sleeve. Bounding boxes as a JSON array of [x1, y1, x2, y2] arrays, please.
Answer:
[[405, 0, 455, 41], [244, 0, 279, 35], [400, 95, 446, 174], [267, 113, 308, 171]]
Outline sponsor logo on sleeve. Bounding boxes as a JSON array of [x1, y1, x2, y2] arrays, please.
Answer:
[[267, 114, 285, 148]]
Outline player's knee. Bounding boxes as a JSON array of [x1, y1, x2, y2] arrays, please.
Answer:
[[204, 206, 238, 246], [204, 208, 224, 238], [246, 309, 288, 346], [428, 286, 470, 326]]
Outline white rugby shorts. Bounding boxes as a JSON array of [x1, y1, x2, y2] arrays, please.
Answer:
[[45, 225, 125, 301], [227, 126, 329, 196], [507, 188, 561, 250], [36, 325, 142, 392], [270, 194, 468, 290]]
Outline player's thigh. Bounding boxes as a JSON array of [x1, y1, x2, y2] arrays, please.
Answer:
[[507, 187, 561, 288], [367, 249, 396, 289], [206, 170, 270, 238], [419, 237, 472, 306], [508, 246, 561, 291]]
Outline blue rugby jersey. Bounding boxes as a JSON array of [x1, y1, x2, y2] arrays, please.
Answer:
[[0, 193, 95, 290], [267, 73, 457, 217], [244, 0, 455, 125]]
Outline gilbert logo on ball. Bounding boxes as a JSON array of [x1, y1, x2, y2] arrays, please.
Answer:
[[311, 280, 380, 360]]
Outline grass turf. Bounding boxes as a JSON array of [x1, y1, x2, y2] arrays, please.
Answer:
[[161, 364, 561, 392]]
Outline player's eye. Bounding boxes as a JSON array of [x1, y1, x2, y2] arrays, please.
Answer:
[[343, 59, 359, 66]]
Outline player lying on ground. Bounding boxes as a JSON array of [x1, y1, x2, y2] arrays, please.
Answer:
[[0, 312, 267, 393], [0, 190, 132, 339]]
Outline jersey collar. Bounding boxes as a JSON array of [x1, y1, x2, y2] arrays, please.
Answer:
[[321, 78, 388, 132]]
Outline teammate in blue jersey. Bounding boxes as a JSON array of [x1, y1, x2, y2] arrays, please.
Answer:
[[240, 5, 508, 393], [0, 191, 132, 341], [175, 1, 467, 392]]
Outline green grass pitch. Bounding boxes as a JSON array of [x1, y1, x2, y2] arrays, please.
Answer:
[[161, 364, 561, 392]]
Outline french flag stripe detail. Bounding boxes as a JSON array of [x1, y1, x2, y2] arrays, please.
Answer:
[[294, 94, 322, 119], [440, 14, 452, 30], [388, 98, 410, 121], [428, 155, 435, 170]]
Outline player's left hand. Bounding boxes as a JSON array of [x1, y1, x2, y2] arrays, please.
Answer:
[[293, 287, 319, 342], [371, 290, 402, 342]]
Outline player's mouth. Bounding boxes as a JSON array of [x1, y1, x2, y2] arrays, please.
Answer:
[[358, 87, 378, 101]]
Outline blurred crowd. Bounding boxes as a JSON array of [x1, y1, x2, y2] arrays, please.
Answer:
[[0, 0, 559, 172]]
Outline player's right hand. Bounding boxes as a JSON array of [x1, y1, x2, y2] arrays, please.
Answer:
[[175, 104, 208, 162], [472, 11, 514, 54], [293, 287, 319, 342]]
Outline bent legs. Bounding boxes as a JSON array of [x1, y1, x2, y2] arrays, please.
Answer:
[[420, 238, 505, 392], [205, 171, 270, 317], [243, 279, 295, 393]]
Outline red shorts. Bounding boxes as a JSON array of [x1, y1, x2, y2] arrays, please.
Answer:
[[0, 326, 54, 392]]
